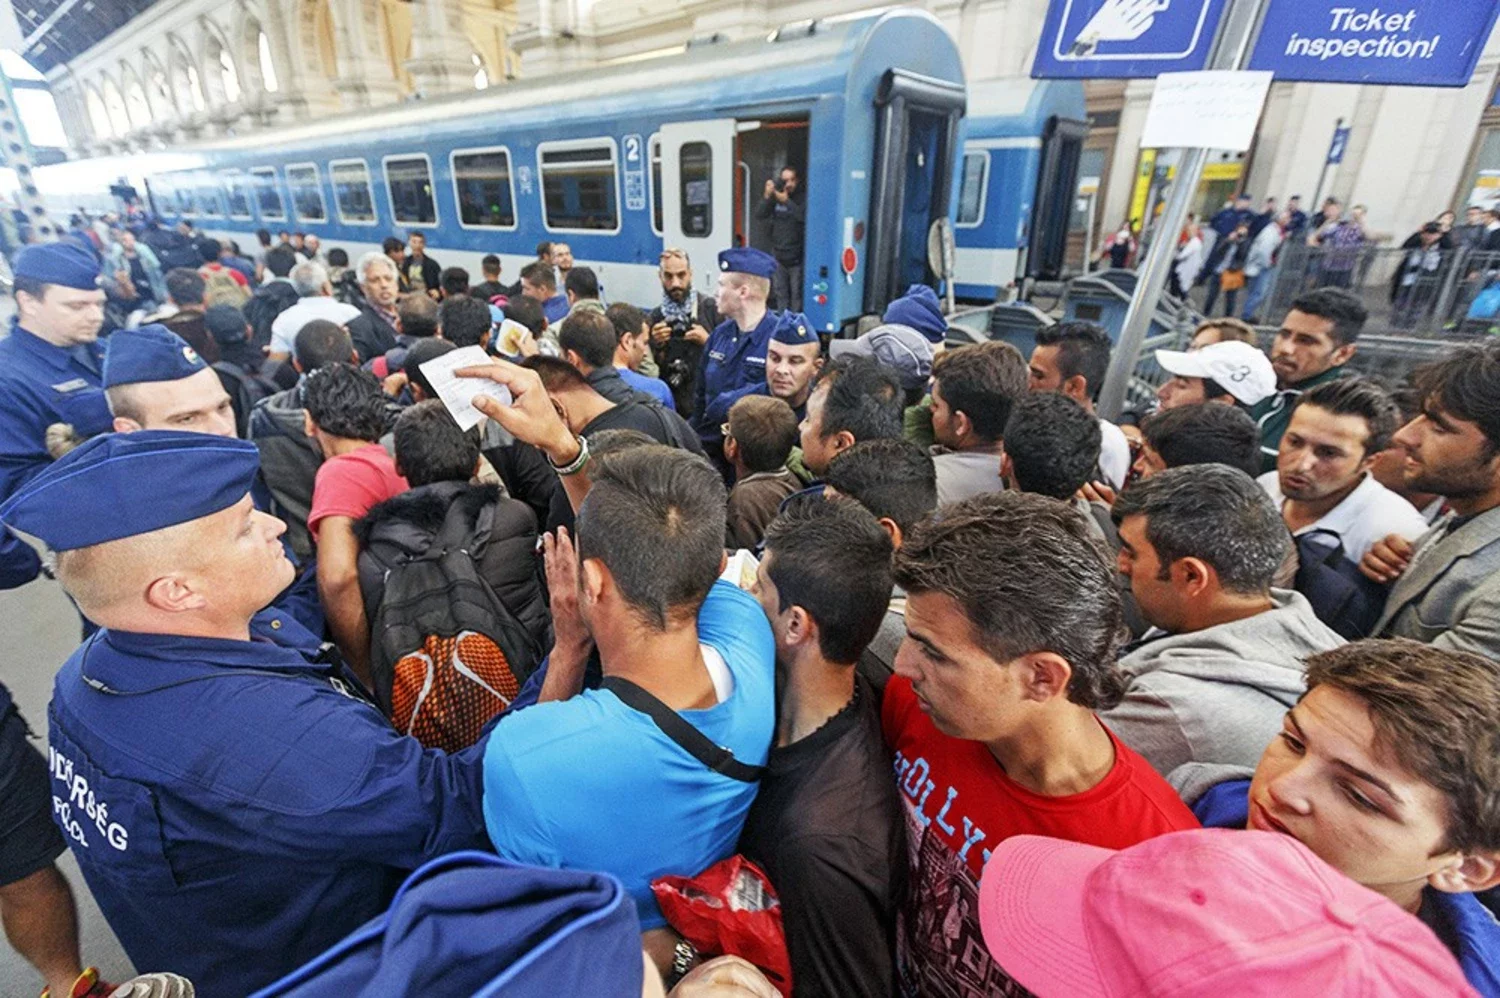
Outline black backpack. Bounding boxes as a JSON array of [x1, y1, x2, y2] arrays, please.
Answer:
[[367, 498, 544, 752], [213, 362, 280, 439], [243, 281, 301, 350]]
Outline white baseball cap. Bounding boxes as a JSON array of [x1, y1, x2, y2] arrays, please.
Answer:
[[1153, 340, 1276, 407]]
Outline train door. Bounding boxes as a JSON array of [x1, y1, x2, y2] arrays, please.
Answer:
[[660, 120, 737, 298], [1027, 117, 1088, 281], [867, 69, 966, 313]]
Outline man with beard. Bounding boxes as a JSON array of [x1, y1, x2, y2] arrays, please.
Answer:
[[648, 249, 717, 414], [1363, 342, 1500, 659]]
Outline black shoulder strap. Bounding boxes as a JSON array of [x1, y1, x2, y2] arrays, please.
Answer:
[[602, 676, 765, 782]]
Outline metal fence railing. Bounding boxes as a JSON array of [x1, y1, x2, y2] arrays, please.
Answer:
[[1222, 243, 1500, 340]]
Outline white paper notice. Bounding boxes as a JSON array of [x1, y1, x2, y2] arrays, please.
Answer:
[[419, 345, 512, 431], [1140, 71, 1274, 153]]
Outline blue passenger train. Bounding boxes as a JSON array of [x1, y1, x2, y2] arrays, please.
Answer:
[[36, 10, 1084, 326], [953, 77, 1088, 301]]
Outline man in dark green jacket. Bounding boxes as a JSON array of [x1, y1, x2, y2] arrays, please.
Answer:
[[1250, 287, 1365, 473]]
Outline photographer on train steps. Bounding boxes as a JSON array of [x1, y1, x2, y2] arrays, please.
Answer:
[[756, 166, 805, 311]]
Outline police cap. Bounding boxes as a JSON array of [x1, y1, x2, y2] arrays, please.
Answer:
[[717, 247, 777, 280], [13, 239, 101, 291], [0, 431, 260, 551], [102, 324, 209, 388], [770, 311, 816, 347]]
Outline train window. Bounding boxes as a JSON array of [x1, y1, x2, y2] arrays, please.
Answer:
[[175, 182, 195, 216], [251, 168, 285, 221], [649, 135, 662, 235], [385, 155, 437, 226], [287, 163, 326, 223], [221, 173, 252, 219], [196, 180, 223, 217], [452, 147, 516, 229], [956, 151, 989, 228], [679, 142, 713, 238], [330, 159, 376, 225], [537, 140, 619, 233], [147, 178, 173, 217]]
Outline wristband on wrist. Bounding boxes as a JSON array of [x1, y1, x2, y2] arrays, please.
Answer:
[[549, 433, 590, 476]]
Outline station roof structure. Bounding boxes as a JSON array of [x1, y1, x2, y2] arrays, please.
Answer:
[[11, 0, 159, 73]]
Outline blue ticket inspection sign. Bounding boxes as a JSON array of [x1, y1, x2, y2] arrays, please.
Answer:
[[1032, 0, 1231, 79], [1249, 1, 1500, 87]]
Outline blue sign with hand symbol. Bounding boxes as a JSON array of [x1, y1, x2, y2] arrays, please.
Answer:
[[1032, 0, 1230, 78]]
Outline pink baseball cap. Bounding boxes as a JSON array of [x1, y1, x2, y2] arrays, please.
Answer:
[[978, 828, 1476, 997]]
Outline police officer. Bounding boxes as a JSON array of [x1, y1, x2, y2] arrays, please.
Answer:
[[760, 311, 819, 424], [0, 240, 109, 502], [693, 247, 781, 457], [101, 325, 324, 636], [0, 431, 490, 997]]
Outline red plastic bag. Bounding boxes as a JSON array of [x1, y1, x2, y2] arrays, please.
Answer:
[[652, 855, 793, 996]]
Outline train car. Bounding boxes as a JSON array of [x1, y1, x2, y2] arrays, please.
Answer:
[[36, 9, 970, 334], [951, 77, 1087, 302]]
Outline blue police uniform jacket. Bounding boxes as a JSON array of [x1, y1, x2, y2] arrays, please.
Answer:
[[48, 608, 490, 997], [693, 310, 779, 435], [0, 323, 111, 501]]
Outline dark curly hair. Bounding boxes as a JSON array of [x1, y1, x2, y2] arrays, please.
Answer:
[[301, 363, 388, 442]]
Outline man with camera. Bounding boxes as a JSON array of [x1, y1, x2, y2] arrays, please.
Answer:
[[755, 166, 805, 311], [649, 248, 718, 415]]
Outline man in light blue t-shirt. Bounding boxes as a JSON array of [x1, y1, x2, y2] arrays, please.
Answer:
[[481, 445, 775, 932]]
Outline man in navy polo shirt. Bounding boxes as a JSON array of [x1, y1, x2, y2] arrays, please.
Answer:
[[0, 241, 111, 502]]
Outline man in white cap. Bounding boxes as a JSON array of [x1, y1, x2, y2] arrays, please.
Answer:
[[1153, 339, 1276, 411]]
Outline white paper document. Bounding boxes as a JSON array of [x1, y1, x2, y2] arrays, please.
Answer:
[[419, 345, 512, 431], [721, 549, 759, 591], [1141, 70, 1274, 153]]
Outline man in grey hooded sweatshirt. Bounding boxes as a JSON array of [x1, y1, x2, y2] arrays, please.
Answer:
[[1104, 464, 1344, 797]]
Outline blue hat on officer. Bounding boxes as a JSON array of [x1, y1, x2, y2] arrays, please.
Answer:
[[102, 324, 208, 388], [717, 247, 777, 280], [0, 431, 260, 551], [13, 239, 100, 291], [882, 285, 948, 344], [770, 311, 815, 347]]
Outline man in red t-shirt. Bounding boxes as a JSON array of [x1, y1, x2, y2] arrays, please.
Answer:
[[882, 491, 1198, 998], [303, 363, 406, 684]]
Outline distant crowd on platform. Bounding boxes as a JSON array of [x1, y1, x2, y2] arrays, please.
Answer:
[[1098, 192, 1500, 331]]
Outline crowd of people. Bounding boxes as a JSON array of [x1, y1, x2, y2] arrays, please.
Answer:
[[0, 208, 1497, 998], [1113, 193, 1500, 331]]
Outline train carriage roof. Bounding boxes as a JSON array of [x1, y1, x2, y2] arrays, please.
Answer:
[[42, 8, 961, 185]]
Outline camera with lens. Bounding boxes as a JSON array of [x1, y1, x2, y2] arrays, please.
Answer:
[[665, 356, 693, 389], [667, 317, 690, 338]]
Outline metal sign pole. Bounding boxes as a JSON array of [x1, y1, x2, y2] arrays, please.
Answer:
[[1310, 117, 1345, 210], [1097, 0, 1272, 420], [1081, 189, 1097, 275]]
